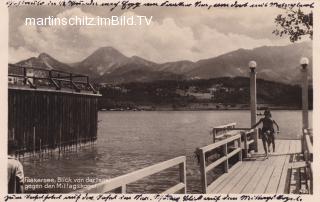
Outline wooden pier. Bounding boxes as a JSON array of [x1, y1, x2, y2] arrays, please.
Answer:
[[205, 139, 302, 194], [197, 123, 313, 194], [79, 123, 313, 194]]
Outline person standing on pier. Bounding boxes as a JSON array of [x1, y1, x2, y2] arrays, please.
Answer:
[[8, 140, 24, 193], [251, 109, 280, 158]]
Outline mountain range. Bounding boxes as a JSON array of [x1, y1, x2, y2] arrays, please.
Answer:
[[13, 41, 312, 84]]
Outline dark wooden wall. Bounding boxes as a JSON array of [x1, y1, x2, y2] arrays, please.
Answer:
[[8, 88, 98, 155]]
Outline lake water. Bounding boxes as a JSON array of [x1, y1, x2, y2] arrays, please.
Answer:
[[22, 110, 312, 193]]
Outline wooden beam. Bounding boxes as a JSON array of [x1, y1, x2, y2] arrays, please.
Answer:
[[162, 183, 185, 194], [78, 156, 186, 193]]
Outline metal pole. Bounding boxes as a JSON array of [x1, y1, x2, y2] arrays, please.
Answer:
[[249, 63, 258, 152]]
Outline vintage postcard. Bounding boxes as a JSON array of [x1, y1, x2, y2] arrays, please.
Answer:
[[0, 0, 318, 201]]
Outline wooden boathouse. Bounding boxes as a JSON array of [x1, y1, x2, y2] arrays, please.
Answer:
[[8, 64, 100, 157]]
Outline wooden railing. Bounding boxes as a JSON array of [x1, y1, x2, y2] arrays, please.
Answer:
[[302, 129, 313, 194], [212, 123, 256, 158], [241, 129, 255, 158], [196, 134, 242, 193], [77, 156, 186, 194], [8, 64, 97, 93], [212, 122, 236, 142]]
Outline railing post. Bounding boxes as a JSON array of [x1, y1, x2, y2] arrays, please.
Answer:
[[310, 163, 313, 194], [58, 73, 61, 86], [302, 130, 306, 158], [198, 149, 207, 193], [224, 144, 228, 173], [238, 137, 242, 161], [179, 160, 187, 194], [121, 185, 126, 193], [23, 67, 27, 85], [212, 128, 216, 142], [253, 128, 258, 153], [243, 131, 248, 158], [69, 73, 72, 87], [114, 185, 126, 193]]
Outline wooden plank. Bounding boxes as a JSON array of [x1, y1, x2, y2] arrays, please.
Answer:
[[277, 140, 295, 193], [265, 141, 289, 193], [206, 156, 228, 173], [289, 140, 303, 194], [251, 141, 286, 193], [230, 161, 261, 193], [201, 134, 241, 153], [216, 162, 253, 193], [228, 148, 242, 158], [199, 151, 207, 193], [179, 162, 187, 194], [223, 144, 228, 173], [305, 135, 313, 155], [276, 140, 294, 193], [243, 141, 284, 194], [247, 139, 254, 146], [161, 183, 185, 194], [207, 162, 243, 193], [290, 161, 307, 169], [79, 156, 186, 193], [243, 131, 248, 158], [252, 166, 275, 193], [214, 123, 236, 129], [290, 167, 300, 193]]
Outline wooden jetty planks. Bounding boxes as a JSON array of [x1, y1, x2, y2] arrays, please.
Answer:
[[252, 140, 285, 193], [265, 140, 290, 193], [208, 162, 248, 193], [277, 140, 296, 193], [241, 140, 279, 192], [229, 160, 261, 193], [207, 139, 302, 194], [240, 140, 284, 194], [218, 162, 254, 193]]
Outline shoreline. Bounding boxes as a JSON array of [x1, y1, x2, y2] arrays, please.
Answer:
[[99, 106, 308, 112]]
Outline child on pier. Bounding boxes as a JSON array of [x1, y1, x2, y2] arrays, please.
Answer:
[[251, 109, 280, 158]]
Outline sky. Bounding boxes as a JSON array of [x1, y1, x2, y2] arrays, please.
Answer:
[[8, 5, 311, 64]]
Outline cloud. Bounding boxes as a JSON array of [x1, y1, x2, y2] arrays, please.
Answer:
[[9, 46, 39, 63], [13, 7, 292, 64]]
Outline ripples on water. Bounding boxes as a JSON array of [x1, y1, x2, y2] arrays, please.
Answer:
[[23, 110, 312, 193]]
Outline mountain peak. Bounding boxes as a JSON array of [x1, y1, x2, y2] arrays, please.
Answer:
[[95, 46, 125, 56], [38, 52, 52, 59]]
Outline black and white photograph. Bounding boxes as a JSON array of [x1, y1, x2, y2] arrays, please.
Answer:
[[2, 0, 317, 199]]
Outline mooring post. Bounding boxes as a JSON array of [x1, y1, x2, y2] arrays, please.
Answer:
[[249, 61, 258, 152], [300, 57, 309, 154]]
